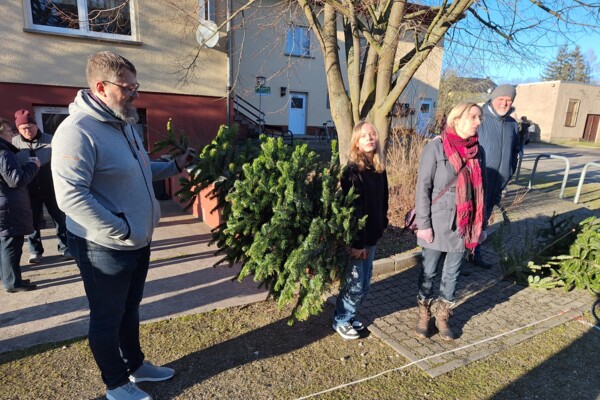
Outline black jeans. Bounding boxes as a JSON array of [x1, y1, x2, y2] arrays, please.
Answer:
[[0, 236, 25, 289], [68, 232, 150, 389], [28, 194, 68, 255]]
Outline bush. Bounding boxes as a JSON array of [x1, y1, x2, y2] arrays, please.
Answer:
[[385, 128, 430, 227], [495, 214, 600, 294]]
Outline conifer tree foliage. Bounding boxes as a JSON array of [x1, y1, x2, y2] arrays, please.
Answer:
[[541, 45, 591, 83], [153, 122, 256, 215], [217, 137, 364, 322], [154, 123, 364, 322]]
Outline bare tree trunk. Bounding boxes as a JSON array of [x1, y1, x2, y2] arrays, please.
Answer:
[[300, 1, 353, 164]]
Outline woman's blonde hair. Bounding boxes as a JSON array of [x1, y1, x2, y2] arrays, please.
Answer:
[[348, 120, 386, 172], [446, 102, 481, 130]]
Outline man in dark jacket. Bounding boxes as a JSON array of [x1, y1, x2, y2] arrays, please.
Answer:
[[471, 84, 520, 268], [0, 118, 40, 292], [13, 109, 70, 263]]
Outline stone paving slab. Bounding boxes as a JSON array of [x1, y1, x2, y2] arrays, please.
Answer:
[[0, 201, 268, 354], [362, 182, 598, 377]]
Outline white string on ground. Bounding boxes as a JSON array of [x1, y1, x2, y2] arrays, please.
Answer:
[[576, 318, 600, 332], [294, 309, 575, 400]]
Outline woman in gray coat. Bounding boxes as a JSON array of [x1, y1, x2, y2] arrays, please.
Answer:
[[414, 102, 487, 340]]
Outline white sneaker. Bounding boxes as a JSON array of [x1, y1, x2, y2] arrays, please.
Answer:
[[129, 361, 174, 383], [333, 323, 360, 340], [351, 319, 365, 331], [106, 382, 152, 400]]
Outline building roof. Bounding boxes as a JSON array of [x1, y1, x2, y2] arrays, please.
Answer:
[[449, 77, 497, 94]]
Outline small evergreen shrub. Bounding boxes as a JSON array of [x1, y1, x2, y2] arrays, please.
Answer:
[[495, 213, 600, 294]]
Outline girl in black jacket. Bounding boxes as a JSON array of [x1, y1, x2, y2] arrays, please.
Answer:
[[332, 121, 389, 340]]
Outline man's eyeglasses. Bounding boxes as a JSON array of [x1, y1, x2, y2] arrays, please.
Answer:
[[102, 80, 140, 94]]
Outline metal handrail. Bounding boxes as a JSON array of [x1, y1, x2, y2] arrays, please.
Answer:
[[233, 94, 265, 126], [515, 149, 524, 181], [528, 154, 570, 199], [573, 161, 600, 204]]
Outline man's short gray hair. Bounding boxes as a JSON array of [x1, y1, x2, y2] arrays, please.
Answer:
[[86, 51, 137, 89]]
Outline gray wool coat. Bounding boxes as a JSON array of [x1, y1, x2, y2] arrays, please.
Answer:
[[414, 138, 485, 253]]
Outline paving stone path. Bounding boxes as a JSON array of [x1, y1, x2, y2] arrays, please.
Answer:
[[358, 145, 600, 377]]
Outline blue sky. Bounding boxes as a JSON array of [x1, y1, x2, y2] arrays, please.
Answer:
[[487, 34, 600, 84], [442, 1, 600, 85]]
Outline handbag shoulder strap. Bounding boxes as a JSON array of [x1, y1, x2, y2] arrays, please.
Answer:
[[431, 164, 465, 205]]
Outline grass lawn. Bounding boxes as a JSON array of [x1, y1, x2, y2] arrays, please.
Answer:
[[1, 299, 598, 400]]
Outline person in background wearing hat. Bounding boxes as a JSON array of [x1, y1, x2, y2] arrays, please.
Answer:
[[0, 118, 40, 292], [13, 109, 70, 263], [469, 84, 520, 269]]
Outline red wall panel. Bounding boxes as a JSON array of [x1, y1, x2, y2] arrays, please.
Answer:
[[0, 82, 227, 150]]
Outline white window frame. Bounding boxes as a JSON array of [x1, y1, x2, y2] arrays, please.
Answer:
[[285, 25, 311, 57], [198, 0, 215, 22], [33, 106, 69, 135], [23, 0, 138, 42]]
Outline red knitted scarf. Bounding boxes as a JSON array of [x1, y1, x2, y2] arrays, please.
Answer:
[[441, 128, 484, 252]]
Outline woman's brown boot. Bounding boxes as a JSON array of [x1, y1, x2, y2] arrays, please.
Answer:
[[435, 300, 455, 340], [415, 298, 433, 338]]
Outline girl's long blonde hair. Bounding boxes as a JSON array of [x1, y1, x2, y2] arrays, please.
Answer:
[[348, 121, 386, 172]]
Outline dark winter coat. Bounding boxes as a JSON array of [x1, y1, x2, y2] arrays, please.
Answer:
[[341, 163, 389, 249], [0, 137, 39, 237], [478, 101, 520, 208], [13, 131, 56, 200]]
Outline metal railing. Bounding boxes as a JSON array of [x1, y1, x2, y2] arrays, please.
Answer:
[[233, 94, 265, 129], [528, 154, 570, 199], [515, 149, 524, 181], [573, 161, 600, 204]]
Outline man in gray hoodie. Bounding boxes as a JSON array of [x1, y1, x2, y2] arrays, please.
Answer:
[[52, 51, 192, 400], [470, 84, 520, 269]]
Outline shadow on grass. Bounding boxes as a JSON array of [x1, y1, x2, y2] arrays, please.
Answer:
[[490, 327, 600, 400], [146, 305, 334, 399]]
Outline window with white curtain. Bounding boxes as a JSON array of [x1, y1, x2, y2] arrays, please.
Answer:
[[198, 0, 215, 22], [26, 0, 136, 40], [285, 25, 311, 57]]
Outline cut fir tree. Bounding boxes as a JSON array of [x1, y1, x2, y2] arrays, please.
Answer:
[[153, 123, 364, 323]]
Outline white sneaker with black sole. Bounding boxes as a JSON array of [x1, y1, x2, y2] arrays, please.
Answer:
[[351, 319, 365, 331], [333, 323, 360, 340]]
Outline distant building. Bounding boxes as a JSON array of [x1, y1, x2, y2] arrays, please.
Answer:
[[514, 81, 600, 143], [231, 0, 444, 137]]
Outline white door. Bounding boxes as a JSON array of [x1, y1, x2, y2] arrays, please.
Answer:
[[416, 98, 433, 136], [33, 106, 69, 135], [288, 92, 307, 136]]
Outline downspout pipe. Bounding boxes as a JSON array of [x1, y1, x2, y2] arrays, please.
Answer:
[[226, 0, 232, 127]]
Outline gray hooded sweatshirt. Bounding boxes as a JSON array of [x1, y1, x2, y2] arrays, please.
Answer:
[[52, 89, 180, 250]]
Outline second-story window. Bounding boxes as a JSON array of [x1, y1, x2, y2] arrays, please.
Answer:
[[198, 0, 215, 22], [26, 0, 136, 41], [285, 25, 311, 57]]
